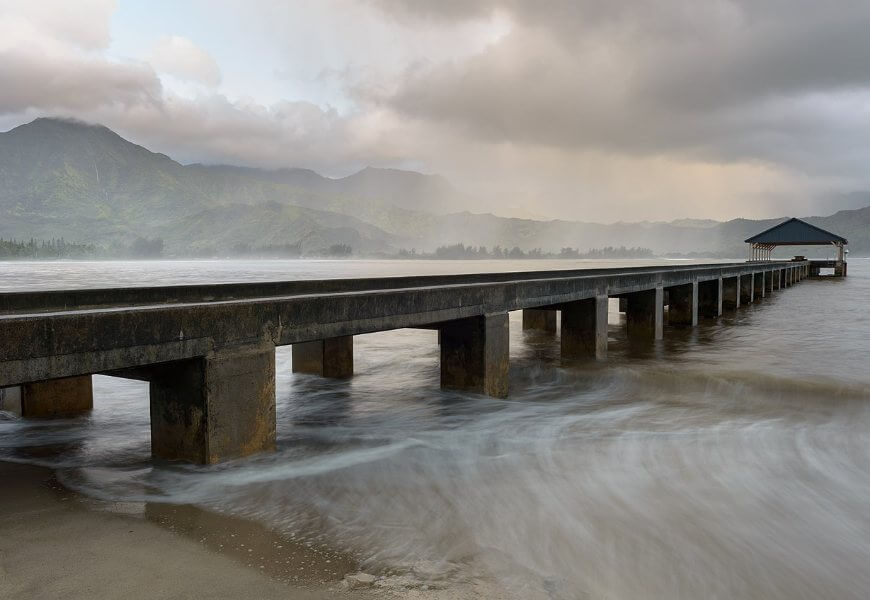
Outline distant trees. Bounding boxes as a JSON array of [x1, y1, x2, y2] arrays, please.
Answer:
[[0, 238, 97, 258], [397, 244, 655, 260], [325, 243, 353, 257]]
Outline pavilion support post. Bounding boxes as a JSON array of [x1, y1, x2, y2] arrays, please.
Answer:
[[625, 286, 664, 340], [149, 345, 276, 464], [667, 282, 697, 327], [699, 278, 723, 318], [561, 296, 608, 360], [722, 276, 740, 310], [292, 336, 353, 378], [740, 273, 754, 304], [522, 308, 557, 333], [440, 313, 509, 398]]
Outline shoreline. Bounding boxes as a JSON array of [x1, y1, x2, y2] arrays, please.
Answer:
[[0, 460, 503, 600], [0, 460, 379, 599]]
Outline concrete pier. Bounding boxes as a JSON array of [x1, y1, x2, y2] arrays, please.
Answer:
[[667, 282, 697, 327], [560, 296, 608, 360], [698, 278, 723, 318], [292, 336, 354, 378], [0, 376, 93, 418], [440, 314, 509, 398], [722, 276, 740, 310], [0, 260, 810, 463], [624, 287, 664, 340], [522, 308, 557, 333]]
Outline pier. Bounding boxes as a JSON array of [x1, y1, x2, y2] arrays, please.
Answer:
[[0, 261, 813, 464]]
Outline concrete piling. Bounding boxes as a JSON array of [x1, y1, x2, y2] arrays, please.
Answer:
[[0, 376, 93, 418], [149, 345, 276, 464], [439, 313, 509, 398], [699, 278, 723, 318], [292, 336, 354, 378], [667, 282, 697, 327], [625, 286, 664, 340], [522, 308, 557, 333], [722, 276, 740, 310], [561, 296, 608, 360]]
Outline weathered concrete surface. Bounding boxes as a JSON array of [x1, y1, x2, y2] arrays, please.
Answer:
[[625, 287, 664, 340], [740, 274, 754, 304], [722, 276, 740, 310], [292, 336, 353, 378], [522, 308, 557, 333], [667, 282, 697, 327], [439, 314, 509, 398], [560, 296, 608, 360], [148, 345, 276, 464], [698, 278, 723, 318], [1, 376, 93, 418]]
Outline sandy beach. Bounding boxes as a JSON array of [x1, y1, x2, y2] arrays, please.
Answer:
[[0, 461, 500, 600]]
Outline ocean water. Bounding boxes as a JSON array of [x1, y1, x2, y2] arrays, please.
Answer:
[[1, 259, 869, 599]]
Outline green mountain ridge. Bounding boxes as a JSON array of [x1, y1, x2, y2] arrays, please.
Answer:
[[1, 117, 867, 257]]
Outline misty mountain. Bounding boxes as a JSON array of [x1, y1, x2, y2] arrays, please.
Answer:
[[1, 117, 867, 257]]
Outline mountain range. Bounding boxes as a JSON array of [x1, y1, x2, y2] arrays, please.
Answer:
[[1, 117, 868, 257]]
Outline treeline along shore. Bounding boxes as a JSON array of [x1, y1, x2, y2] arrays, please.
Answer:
[[0, 237, 657, 261]]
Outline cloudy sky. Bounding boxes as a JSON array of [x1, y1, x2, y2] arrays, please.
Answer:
[[2, 0, 869, 222]]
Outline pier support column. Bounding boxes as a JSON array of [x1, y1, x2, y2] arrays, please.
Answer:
[[561, 296, 608, 360], [699, 278, 723, 318], [440, 313, 509, 398], [625, 286, 664, 340], [722, 276, 740, 310], [765, 271, 774, 294], [740, 273, 754, 304], [522, 308, 557, 333], [618, 297, 628, 313], [754, 272, 765, 299], [667, 283, 697, 327], [0, 376, 93, 418], [292, 336, 353, 378], [149, 345, 276, 464]]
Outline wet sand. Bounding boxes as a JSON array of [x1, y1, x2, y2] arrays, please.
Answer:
[[0, 461, 382, 600], [0, 461, 507, 600]]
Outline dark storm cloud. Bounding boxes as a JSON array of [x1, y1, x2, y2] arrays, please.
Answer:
[[369, 0, 870, 171]]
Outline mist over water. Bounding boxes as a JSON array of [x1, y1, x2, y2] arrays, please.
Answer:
[[2, 259, 869, 599]]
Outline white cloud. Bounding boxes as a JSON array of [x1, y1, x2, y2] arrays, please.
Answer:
[[148, 35, 221, 87]]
